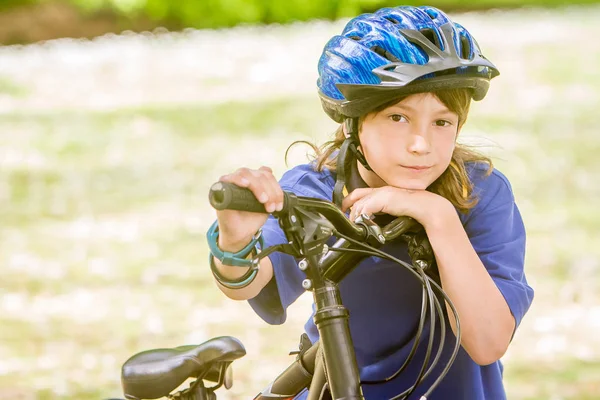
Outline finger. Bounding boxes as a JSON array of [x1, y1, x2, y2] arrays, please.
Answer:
[[351, 194, 383, 222], [265, 172, 285, 211], [258, 165, 273, 174], [357, 205, 376, 220], [348, 205, 355, 221], [360, 194, 385, 218], [342, 188, 373, 212], [352, 206, 365, 222], [232, 168, 270, 206], [349, 207, 357, 222], [349, 200, 364, 222], [256, 168, 282, 213], [258, 166, 283, 210], [219, 171, 251, 188], [259, 166, 284, 211]]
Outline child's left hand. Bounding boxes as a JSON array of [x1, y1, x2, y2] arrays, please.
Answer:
[[342, 186, 453, 229]]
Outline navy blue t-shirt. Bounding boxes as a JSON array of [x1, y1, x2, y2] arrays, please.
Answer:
[[248, 162, 534, 399]]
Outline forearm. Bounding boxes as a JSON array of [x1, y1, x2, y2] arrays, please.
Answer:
[[424, 207, 515, 365]]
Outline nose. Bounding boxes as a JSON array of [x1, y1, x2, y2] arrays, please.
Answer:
[[406, 125, 431, 155]]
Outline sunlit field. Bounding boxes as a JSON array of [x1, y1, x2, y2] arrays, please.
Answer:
[[0, 5, 599, 400]]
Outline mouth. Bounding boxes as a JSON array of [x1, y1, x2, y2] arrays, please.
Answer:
[[401, 165, 432, 171]]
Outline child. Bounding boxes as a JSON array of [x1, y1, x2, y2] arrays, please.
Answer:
[[208, 5, 534, 399]]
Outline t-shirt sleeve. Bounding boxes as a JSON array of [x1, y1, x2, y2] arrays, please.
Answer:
[[464, 168, 534, 332], [247, 165, 335, 325]]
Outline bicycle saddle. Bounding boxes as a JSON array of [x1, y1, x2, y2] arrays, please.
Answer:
[[121, 336, 246, 400]]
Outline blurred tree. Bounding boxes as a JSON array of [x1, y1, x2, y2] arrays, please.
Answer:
[[0, 0, 599, 44], [0, 0, 37, 9]]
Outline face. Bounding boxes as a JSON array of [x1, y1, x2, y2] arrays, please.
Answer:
[[356, 92, 459, 190]]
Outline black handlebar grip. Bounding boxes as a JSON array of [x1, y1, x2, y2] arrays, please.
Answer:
[[209, 182, 268, 213]]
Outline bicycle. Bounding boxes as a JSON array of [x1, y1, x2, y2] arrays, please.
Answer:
[[116, 181, 461, 400]]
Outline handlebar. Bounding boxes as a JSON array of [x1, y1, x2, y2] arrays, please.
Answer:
[[204, 181, 452, 400], [208, 181, 421, 242]]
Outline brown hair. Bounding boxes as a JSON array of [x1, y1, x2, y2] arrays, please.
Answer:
[[286, 88, 493, 214]]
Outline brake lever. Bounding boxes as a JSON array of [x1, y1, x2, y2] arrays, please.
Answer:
[[354, 214, 385, 246], [400, 230, 434, 266], [400, 230, 440, 284]]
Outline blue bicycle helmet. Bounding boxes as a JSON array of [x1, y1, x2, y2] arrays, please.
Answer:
[[317, 6, 499, 122]]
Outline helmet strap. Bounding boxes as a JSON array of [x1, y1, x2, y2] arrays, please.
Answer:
[[332, 137, 353, 209], [344, 118, 372, 172], [332, 118, 374, 209]]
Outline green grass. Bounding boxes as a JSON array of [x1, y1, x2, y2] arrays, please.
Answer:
[[505, 359, 600, 399], [0, 97, 322, 225], [0, 76, 28, 97]]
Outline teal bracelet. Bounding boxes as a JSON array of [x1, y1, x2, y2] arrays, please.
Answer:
[[209, 254, 258, 289], [206, 220, 263, 267]]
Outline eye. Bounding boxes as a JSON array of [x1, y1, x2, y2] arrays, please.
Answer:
[[434, 119, 453, 127], [389, 114, 407, 122]]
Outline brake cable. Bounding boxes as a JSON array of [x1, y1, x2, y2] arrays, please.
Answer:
[[334, 231, 461, 400]]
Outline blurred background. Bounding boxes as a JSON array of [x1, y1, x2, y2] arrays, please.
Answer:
[[1, 0, 599, 399]]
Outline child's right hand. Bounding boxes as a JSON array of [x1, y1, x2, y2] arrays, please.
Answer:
[[215, 166, 284, 252]]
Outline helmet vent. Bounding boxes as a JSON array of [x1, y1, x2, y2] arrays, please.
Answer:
[[419, 28, 441, 50], [348, 35, 362, 41], [384, 17, 398, 24], [370, 45, 400, 62], [460, 35, 472, 60], [425, 9, 438, 20]]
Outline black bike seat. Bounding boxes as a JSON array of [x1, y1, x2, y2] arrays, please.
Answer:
[[121, 336, 245, 400]]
